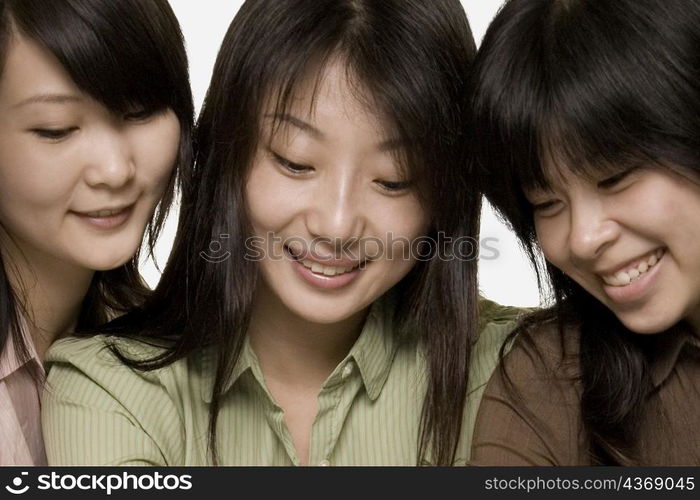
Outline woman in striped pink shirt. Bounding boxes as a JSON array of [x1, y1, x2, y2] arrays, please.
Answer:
[[0, 0, 193, 465]]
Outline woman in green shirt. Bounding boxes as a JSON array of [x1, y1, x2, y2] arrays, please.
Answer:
[[43, 0, 519, 466]]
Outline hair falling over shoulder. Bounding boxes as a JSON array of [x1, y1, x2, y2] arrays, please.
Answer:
[[0, 0, 193, 378], [470, 0, 700, 464], [108, 0, 480, 466]]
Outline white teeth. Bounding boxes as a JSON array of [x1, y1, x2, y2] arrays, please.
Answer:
[[601, 249, 665, 287], [301, 259, 357, 277], [85, 208, 125, 218], [615, 272, 631, 285]]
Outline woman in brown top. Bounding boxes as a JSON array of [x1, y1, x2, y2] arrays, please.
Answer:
[[469, 0, 700, 465]]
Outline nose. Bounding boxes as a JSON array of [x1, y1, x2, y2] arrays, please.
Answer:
[[82, 129, 136, 189], [568, 198, 619, 262], [305, 170, 365, 250]]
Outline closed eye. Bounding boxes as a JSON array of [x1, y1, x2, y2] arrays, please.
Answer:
[[531, 199, 563, 216], [123, 106, 168, 122], [31, 127, 79, 141], [375, 179, 411, 193], [123, 109, 156, 122], [271, 151, 313, 174], [598, 167, 639, 189], [525, 187, 562, 216]]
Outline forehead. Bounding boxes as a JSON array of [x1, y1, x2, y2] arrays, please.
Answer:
[[0, 32, 81, 109], [264, 58, 395, 142]]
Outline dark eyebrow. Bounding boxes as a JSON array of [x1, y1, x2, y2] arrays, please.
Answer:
[[265, 113, 323, 139], [266, 112, 406, 152], [13, 93, 83, 109]]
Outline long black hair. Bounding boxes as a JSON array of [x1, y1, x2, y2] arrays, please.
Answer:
[[0, 0, 193, 374], [470, 0, 700, 464], [110, 0, 479, 465]]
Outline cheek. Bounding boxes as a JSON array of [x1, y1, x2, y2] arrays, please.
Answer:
[[534, 219, 569, 269], [370, 198, 428, 265], [132, 113, 181, 190], [0, 150, 76, 216], [615, 177, 700, 252], [374, 197, 428, 240], [245, 161, 301, 233], [650, 191, 700, 236]]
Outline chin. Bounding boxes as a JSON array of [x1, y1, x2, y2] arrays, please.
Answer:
[[286, 301, 362, 326], [296, 311, 353, 325], [77, 236, 142, 271], [618, 314, 675, 335], [81, 251, 136, 271]]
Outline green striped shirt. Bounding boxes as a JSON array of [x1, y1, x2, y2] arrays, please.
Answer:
[[42, 298, 520, 466]]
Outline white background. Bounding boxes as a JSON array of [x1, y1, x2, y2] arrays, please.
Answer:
[[146, 0, 541, 307]]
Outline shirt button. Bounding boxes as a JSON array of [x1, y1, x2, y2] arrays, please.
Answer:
[[342, 363, 354, 378], [319, 460, 330, 466]]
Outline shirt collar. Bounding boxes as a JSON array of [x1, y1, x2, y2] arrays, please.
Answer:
[[477, 295, 524, 329], [0, 316, 41, 380], [648, 323, 698, 388], [198, 339, 255, 404], [338, 295, 398, 401], [200, 295, 399, 403]]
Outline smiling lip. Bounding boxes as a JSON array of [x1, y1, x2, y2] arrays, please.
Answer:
[[598, 248, 664, 283], [72, 204, 135, 230], [285, 245, 364, 290], [600, 249, 665, 304], [285, 244, 362, 268]]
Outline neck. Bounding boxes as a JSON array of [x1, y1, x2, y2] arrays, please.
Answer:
[[248, 283, 368, 390], [2, 237, 94, 361]]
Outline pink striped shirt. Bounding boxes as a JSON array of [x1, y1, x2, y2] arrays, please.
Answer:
[[0, 330, 46, 465]]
